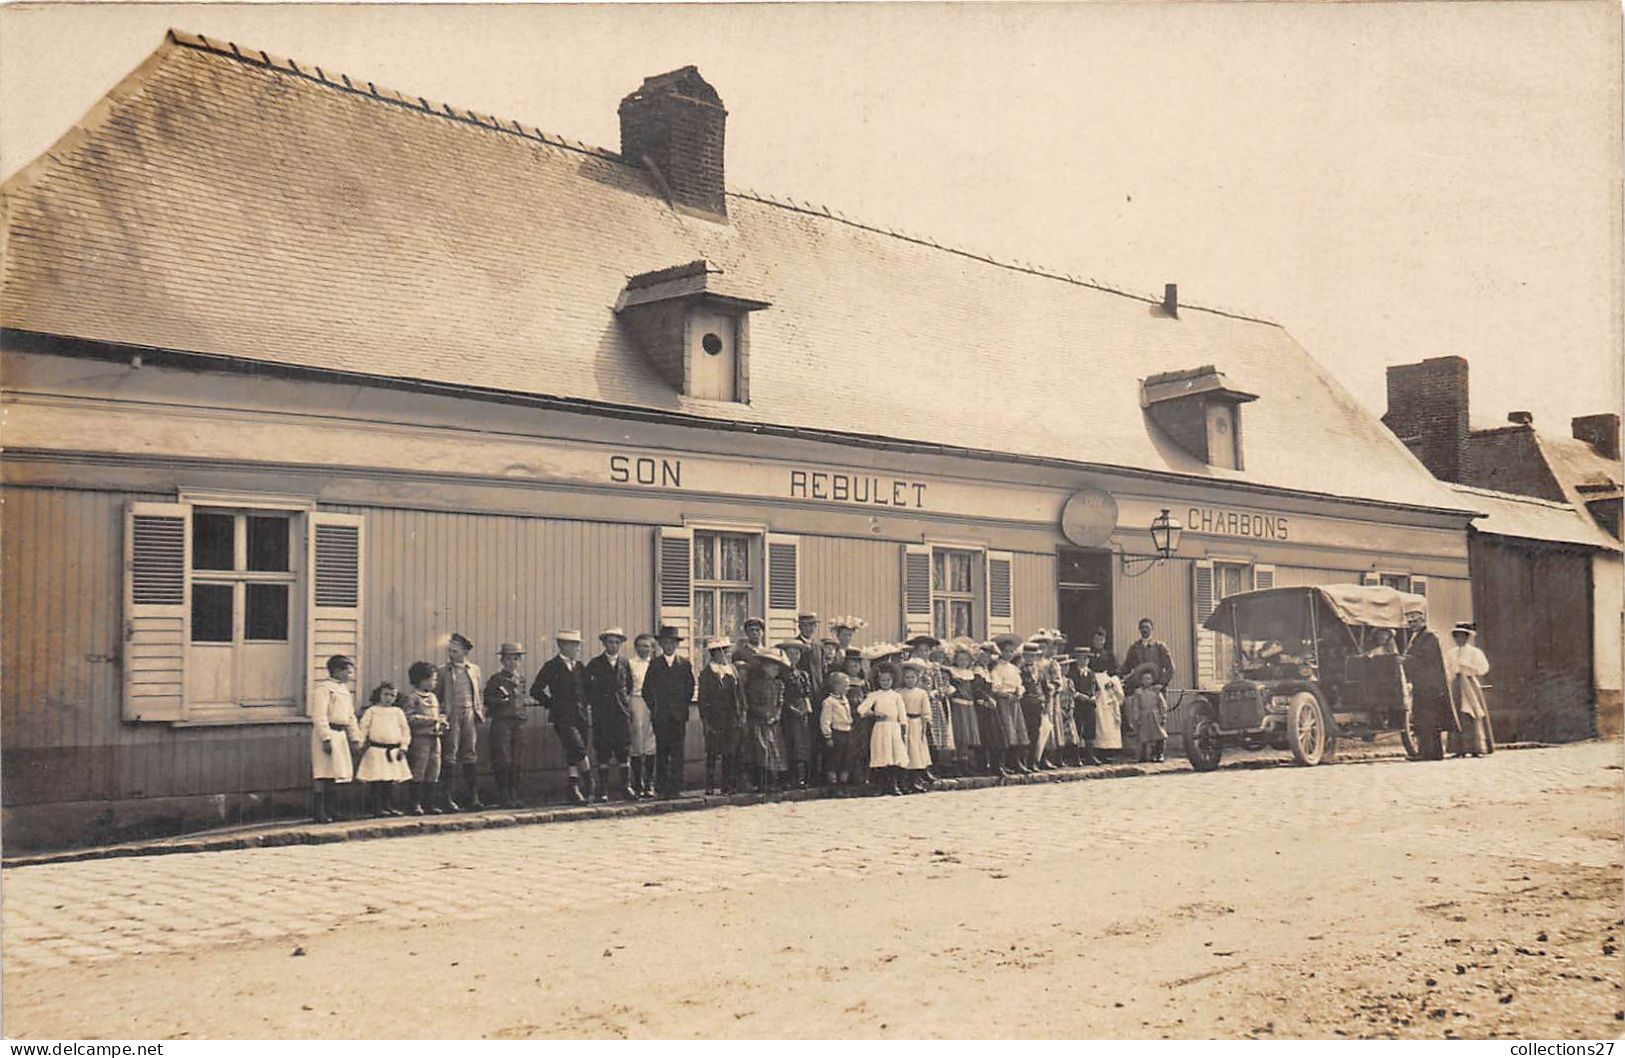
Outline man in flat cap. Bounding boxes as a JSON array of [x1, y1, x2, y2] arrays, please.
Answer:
[[583, 627, 635, 802], [733, 617, 767, 667], [483, 642, 533, 808], [532, 630, 592, 804], [643, 625, 695, 799], [437, 632, 486, 810]]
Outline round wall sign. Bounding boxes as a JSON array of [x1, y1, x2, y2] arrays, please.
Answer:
[[1061, 488, 1118, 548]]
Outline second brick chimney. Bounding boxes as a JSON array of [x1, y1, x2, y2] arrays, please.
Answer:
[[1382, 355, 1470, 482], [619, 66, 727, 220], [1573, 413, 1621, 460]]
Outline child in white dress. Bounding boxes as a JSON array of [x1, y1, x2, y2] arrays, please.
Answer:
[[858, 662, 909, 796], [357, 682, 413, 816], [899, 659, 934, 793]]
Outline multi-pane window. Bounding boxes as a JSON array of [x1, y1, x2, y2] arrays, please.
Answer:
[[1379, 572, 1412, 593], [692, 530, 756, 643], [931, 548, 977, 640], [188, 509, 298, 710], [1214, 561, 1252, 683]]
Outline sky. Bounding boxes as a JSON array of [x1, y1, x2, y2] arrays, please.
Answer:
[[2, 1, 1619, 433]]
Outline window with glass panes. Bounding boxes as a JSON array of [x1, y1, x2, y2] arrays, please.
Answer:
[[1379, 572, 1412, 592], [1213, 561, 1253, 682], [932, 548, 978, 640], [692, 530, 757, 644], [188, 509, 299, 710]]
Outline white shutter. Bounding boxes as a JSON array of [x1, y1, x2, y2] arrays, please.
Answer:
[[1361, 570, 1381, 586], [986, 549, 1014, 636], [766, 532, 801, 644], [1253, 564, 1275, 591], [1194, 559, 1217, 690], [123, 501, 190, 721], [656, 525, 695, 664], [1410, 575, 1428, 597], [902, 543, 933, 639], [308, 512, 364, 707]]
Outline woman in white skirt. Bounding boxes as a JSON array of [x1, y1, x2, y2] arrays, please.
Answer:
[[859, 662, 910, 796], [627, 633, 659, 799], [356, 682, 413, 816], [311, 654, 362, 823]]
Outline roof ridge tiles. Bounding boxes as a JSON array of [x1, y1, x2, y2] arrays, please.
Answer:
[[155, 26, 1281, 326]]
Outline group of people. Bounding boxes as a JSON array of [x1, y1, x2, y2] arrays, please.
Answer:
[[307, 613, 1185, 820]]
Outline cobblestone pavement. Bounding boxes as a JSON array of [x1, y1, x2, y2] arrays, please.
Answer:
[[4, 743, 1619, 974]]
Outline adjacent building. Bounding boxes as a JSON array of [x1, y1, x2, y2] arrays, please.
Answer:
[[1, 31, 1477, 848], [1384, 356, 1623, 739]]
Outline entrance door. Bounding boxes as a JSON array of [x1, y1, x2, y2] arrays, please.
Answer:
[[1057, 548, 1112, 653]]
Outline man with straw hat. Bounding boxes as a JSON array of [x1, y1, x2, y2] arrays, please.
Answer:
[[531, 630, 592, 804], [583, 627, 635, 802]]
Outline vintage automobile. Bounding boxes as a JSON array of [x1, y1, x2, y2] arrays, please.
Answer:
[[1184, 583, 1430, 769]]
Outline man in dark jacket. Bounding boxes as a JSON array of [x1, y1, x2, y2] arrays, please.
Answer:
[[1120, 618, 1175, 689], [643, 625, 696, 799], [1403, 620, 1460, 761], [794, 612, 826, 782], [531, 630, 591, 804], [583, 627, 635, 802], [483, 642, 533, 809]]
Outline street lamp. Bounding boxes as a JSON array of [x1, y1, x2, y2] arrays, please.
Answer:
[[1121, 508, 1183, 576], [1149, 508, 1182, 558]]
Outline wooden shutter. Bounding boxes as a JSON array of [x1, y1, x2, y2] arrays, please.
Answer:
[[1253, 564, 1275, 591], [1193, 559, 1217, 689], [308, 512, 364, 707], [123, 501, 190, 721], [656, 525, 695, 662], [1361, 570, 1381, 586], [766, 532, 801, 643], [1410, 575, 1428, 597], [902, 543, 932, 639], [986, 549, 1014, 636]]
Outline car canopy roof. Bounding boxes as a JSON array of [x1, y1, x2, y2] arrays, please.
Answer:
[[1204, 584, 1427, 634]]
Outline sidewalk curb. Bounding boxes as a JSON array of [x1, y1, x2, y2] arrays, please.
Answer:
[[1, 741, 1557, 869]]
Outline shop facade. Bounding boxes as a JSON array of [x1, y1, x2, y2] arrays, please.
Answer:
[[1, 32, 1476, 847]]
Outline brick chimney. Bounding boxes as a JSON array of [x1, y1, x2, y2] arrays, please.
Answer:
[[1382, 356, 1470, 482], [1573, 413, 1621, 460], [619, 67, 727, 220]]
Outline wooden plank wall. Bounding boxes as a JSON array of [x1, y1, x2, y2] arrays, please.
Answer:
[[1, 486, 307, 806], [798, 535, 904, 645], [1011, 551, 1059, 638]]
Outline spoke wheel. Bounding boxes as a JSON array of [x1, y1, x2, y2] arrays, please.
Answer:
[[1400, 711, 1424, 760], [1286, 692, 1326, 766], [1186, 700, 1223, 772]]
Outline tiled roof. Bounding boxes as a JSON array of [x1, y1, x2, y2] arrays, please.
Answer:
[[1538, 435, 1623, 500], [1450, 484, 1621, 552], [1, 30, 1467, 513]]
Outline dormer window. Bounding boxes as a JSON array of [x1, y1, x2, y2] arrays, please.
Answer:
[[1141, 365, 1257, 470], [616, 260, 769, 404]]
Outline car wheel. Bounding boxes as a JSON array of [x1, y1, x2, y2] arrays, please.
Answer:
[[1400, 710, 1424, 760], [1186, 699, 1223, 772], [1286, 691, 1326, 766]]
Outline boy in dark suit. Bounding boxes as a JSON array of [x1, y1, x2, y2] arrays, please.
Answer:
[[531, 630, 591, 804], [583, 627, 635, 802], [643, 625, 696, 799]]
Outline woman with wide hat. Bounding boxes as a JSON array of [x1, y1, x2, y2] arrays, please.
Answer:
[[698, 636, 746, 793], [743, 649, 791, 793]]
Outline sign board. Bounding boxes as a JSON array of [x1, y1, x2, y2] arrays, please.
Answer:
[[1061, 488, 1118, 547]]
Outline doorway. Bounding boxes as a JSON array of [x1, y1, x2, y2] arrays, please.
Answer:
[[1057, 548, 1112, 653]]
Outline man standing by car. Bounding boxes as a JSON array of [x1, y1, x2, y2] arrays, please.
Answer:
[[1120, 618, 1175, 689], [1402, 615, 1459, 761]]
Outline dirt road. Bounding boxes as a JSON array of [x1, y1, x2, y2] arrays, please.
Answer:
[[4, 742, 1620, 1038]]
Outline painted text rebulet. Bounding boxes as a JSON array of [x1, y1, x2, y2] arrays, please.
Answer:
[[788, 469, 928, 508]]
